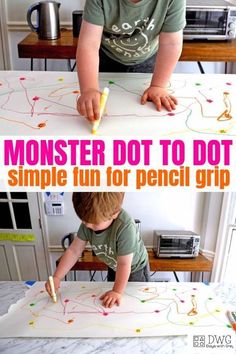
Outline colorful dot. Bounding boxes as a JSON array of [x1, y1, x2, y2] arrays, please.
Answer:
[[72, 90, 80, 94], [226, 82, 232, 85], [19, 77, 26, 81], [38, 122, 46, 128], [189, 322, 194, 326], [206, 99, 213, 103], [32, 96, 40, 101], [192, 288, 197, 291], [215, 309, 221, 313], [144, 288, 149, 291], [81, 286, 86, 288], [155, 310, 160, 313], [91, 294, 96, 297], [208, 297, 213, 300], [103, 312, 109, 316], [172, 288, 177, 291], [167, 112, 175, 116], [223, 92, 229, 95], [226, 324, 232, 328], [195, 83, 201, 86], [180, 300, 185, 303], [29, 320, 35, 326], [67, 319, 74, 324], [136, 328, 141, 333], [219, 130, 227, 134], [109, 80, 115, 84], [40, 290, 44, 293], [29, 303, 35, 307], [58, 77, 64, 81], [64, 299, 69, 303], [141, 300, 146, 303], [191, 295, 195, 298]]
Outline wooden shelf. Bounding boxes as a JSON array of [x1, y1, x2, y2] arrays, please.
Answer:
[[56, 249, 213, 273], [18, 30, 236, 62]]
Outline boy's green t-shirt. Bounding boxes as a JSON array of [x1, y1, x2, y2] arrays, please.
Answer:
[[83, 0, 186, 65], [77, 209, 148, 273]]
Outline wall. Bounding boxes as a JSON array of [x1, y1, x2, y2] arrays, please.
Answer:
[[40, 191, 217, 282], [3, 0, 235, 73]]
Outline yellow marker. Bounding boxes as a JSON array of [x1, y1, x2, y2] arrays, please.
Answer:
[[49, 276, 57, 303], [92, 87, 110, 134]]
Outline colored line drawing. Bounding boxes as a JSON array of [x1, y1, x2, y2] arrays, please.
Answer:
[[0, 72, 235, 136], [0, 282, 232, 338]]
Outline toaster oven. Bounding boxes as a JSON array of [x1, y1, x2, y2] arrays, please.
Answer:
[[184, 0, 236, 40], [153, 230, 200, 258]]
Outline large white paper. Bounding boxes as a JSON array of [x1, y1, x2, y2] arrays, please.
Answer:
[[0, 282, 232, 338], [0, 71, 235, 136]]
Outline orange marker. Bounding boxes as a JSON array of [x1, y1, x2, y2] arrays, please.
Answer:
[[227, 311, 236, 331]]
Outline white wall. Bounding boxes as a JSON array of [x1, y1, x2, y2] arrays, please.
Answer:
[[44, 191, 205, 247]]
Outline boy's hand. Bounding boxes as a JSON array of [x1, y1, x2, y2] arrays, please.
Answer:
[[141, 86, 177, 112], [100, 290, 122, 308], [45, 276, 60, 298], [77, 88, 101, 122]]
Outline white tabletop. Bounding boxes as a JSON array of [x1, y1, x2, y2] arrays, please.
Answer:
[[0, 281, 236, 354], [1, 71, 236, 137]]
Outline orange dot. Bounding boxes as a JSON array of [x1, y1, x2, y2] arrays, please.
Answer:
[[73, 90, 80, 94], [223, 92, 229, 95], [38, 122, 46, 128], [67, 319, 74, 324]]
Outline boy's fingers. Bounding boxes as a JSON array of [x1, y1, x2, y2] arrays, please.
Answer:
[[161, 97, 172, 112], [85, 101, 95, 121], [105, 297, 113, 308], [78, 101, 86, 117], [45, 282, 51, 296], [92, 98, 100, 120], [99, 292, 106, 300], [152, 96, 162, 111], [141, 91, 148, 105], [109, 298, 116, 308]]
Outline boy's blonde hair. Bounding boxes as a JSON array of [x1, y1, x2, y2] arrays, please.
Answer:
[[72, 192, 125, 224]]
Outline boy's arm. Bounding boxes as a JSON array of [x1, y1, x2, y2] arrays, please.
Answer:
[[54, 237, 87, 280], [45, 237, 87, 296], [100, 254, 133, 308], [76, 20, 103, 121], [141, 30, 183, 111]]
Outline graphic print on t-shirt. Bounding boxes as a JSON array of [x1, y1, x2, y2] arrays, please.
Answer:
[[105, 17, 155, 59]]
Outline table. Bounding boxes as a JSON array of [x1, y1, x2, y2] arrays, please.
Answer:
[[18, 30, 236, 73], [56, 250, 213, 282], [18, 29, 78, 71], [0, 281, 235, 354]]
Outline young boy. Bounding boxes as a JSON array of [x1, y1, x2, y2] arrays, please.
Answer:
[[45, 192, 150, 308], [77, 0, 186, 121]]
